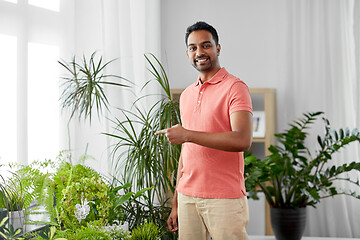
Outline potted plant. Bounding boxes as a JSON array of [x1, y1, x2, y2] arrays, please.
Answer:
[[58, 51, 130, 123], [105, 54, 180, 239], [245, 111, 360, 240], [0, 170, 27, 234]]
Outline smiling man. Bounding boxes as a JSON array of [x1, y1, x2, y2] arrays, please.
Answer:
[[156, 21, 253, 240]]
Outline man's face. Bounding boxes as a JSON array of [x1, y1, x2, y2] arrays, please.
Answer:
[[186, 30, 221, 73]]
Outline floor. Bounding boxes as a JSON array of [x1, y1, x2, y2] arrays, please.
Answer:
[[249, 236, 360, 240]]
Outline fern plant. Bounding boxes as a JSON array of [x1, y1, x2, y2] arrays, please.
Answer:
[[245, 111, 360, 208], [130, 221, 163, 240]]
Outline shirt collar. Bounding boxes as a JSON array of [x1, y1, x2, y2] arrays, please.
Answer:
[[195, 67, 228, 86]]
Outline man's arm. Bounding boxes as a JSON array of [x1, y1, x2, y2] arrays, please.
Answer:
[[167, 152, 183, 232], [156, 110, 253, 152]]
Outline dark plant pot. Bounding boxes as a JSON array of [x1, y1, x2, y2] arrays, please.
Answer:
[[270, 207, 307, 240]]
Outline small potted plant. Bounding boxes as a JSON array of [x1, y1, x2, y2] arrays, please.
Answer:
[[0, 173, 26, 234], [245, 111, 360, 240]]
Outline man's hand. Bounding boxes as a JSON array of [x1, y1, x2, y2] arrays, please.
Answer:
[[157, 111, 252, 152], [167, 207, 179, 232], [155, 124, 188, 145]]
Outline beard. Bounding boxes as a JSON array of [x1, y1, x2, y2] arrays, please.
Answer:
[[192, 56, 213, 72]]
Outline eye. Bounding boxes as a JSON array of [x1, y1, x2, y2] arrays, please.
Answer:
[[203, 44, 211, 49], [188, 46, 196, 52]]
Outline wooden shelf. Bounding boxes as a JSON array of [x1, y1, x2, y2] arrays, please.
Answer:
[[252, 137, 266, 142], [249, 88, 276, 236]]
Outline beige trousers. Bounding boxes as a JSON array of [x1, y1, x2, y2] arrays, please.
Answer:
[[178, 193, 249, 240]]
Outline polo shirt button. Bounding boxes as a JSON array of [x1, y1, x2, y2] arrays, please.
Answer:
[[198, 100, 200, 104]]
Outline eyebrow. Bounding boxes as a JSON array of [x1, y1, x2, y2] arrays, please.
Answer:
[[188, 41, 212, 47]]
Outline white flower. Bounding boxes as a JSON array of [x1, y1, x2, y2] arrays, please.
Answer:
[[74, 195, 94, 223]]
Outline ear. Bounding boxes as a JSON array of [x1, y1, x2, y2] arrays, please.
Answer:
[[186, 50, 189, 57], [217, 44, 221, 56]]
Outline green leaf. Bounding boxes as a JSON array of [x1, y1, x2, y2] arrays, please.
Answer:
[[339, 128, 344, 139], [0, 232, 7, 239], [333, 130, 339, 141], [0, 216, 8, 227], [134, 186, 154, 199], [351, 128, 359, 137], [50, 225, 56, 238], [114, 192, 133, 208], [317, 136, 323, 149], [345, 128, 350, 137]]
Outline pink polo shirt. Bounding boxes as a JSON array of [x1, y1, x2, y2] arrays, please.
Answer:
[[177, 68, 252, 199]]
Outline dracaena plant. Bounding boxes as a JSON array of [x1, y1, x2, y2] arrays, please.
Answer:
[[105, 54, 180, 238], [245, 111, 360, 208], [58, 51, 130, 122]]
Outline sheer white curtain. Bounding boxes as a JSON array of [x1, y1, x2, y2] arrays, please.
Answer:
[[69, 0, 162, 176], [285, 0, 360, 237]]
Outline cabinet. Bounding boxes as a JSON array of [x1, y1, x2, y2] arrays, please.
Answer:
[[249, 88, 276, 236], [249, 88, 276, 156]]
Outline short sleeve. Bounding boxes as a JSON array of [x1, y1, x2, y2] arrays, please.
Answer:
[[228, 80, 253, 115]]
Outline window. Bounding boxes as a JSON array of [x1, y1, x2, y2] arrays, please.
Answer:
[[28, 42, 59, 163], [0, 0, 73, 165], [0, 34, 17, 165], [29, 0, 59, 12]]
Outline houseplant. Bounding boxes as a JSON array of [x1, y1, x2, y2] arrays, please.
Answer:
[[106, 53, 180, 238], [58, 52, 180, 238], [0, 170, 28, 234], [58, 51, 181, 239], [245, 111, 360, 240], [0, 216, 25, 240], [8, 154, 153, 239], [58, 51, 130, 122]]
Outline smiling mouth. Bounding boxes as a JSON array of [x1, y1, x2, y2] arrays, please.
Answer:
[[195, 57, 209, 64]]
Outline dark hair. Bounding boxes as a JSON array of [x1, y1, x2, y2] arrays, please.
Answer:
[[185, 21, 219, 46]]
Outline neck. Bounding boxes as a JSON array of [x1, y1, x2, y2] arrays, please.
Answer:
[[199, 66, 221, 83]]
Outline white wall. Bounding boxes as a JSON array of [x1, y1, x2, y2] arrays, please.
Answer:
[[161, 0, 288, 129]]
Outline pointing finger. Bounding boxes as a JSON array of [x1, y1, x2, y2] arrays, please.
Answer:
[[155, 129, 168, 135]]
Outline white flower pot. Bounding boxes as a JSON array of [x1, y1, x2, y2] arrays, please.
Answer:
[[8, 209, 26, 233]]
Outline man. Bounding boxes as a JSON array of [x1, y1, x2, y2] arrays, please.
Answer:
[[155, 21, 253, 240]]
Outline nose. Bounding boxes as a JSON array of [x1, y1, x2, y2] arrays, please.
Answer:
[[196, 48, 205, 57]]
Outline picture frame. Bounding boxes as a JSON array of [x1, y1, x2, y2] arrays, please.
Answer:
[[253, 111, 266, 138]]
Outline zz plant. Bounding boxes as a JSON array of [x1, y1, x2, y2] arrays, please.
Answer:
[[245, 111, 360, 208]]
